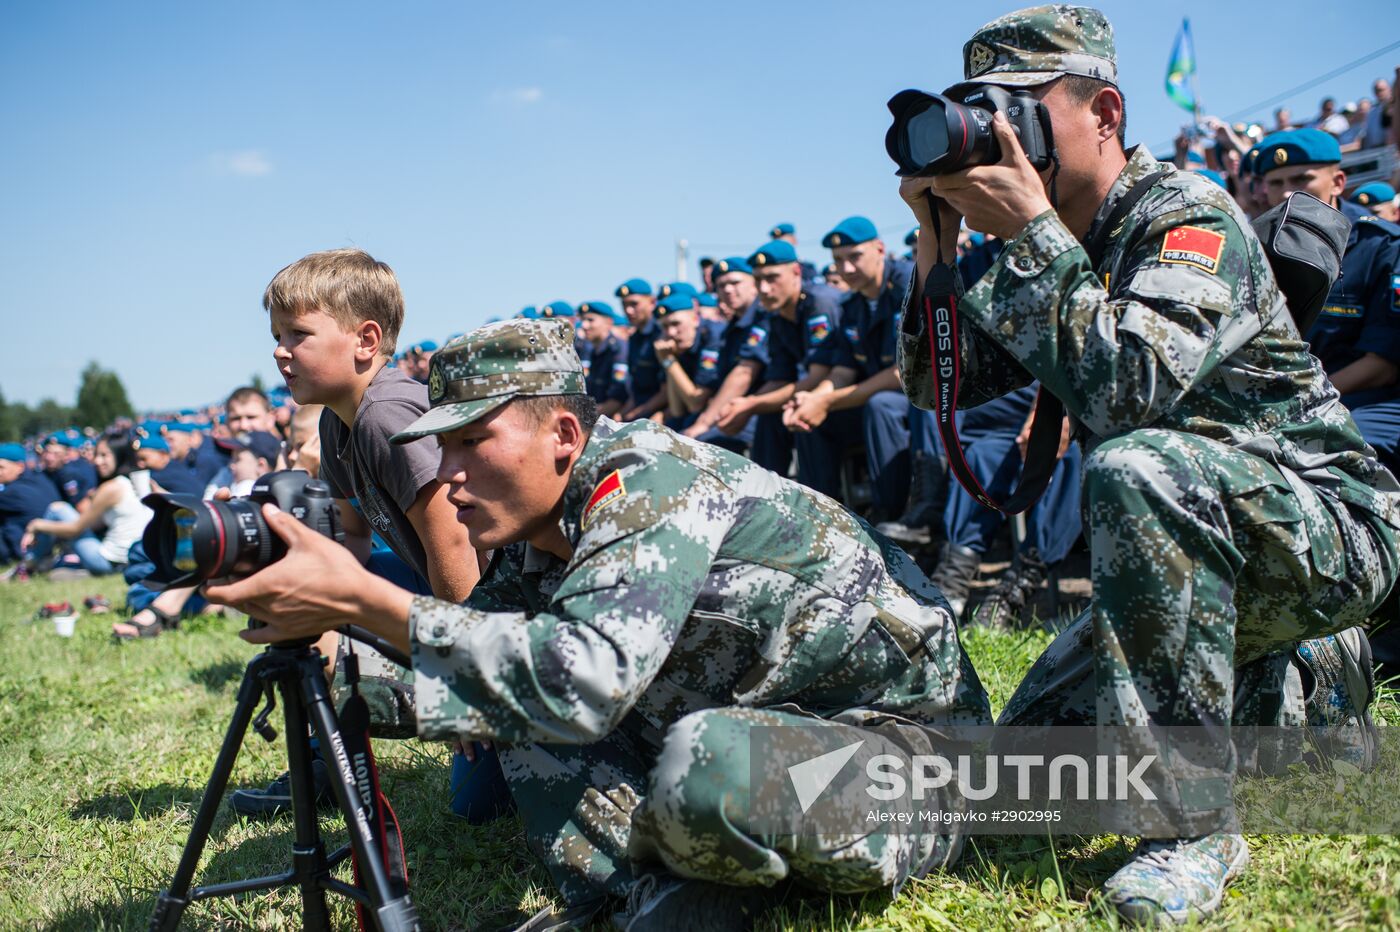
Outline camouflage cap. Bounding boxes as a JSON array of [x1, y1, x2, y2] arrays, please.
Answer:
[[390, 319, 584, 444], [953, 5, 1116, 94]]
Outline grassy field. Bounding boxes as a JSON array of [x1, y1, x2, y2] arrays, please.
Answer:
[[2, 572, 1398, 931]]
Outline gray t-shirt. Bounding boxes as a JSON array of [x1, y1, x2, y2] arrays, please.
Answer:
[[319, 365, 440, 581]]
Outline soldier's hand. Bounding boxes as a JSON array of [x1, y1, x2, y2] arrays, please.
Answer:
[[653, 338, 677, 360], [715, 397, 753, 435], [203, 504, 370, 643], [899, 177, 963, 264], [931, 112, 1053, 240]]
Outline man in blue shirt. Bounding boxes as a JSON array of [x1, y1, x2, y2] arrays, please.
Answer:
[[134, 434, 204, 496], [653, 293, 725, 432], [617, 279, 667, 422], [684, 257, 770, 454], [41, 433, 97, 511], [576, 301, 631, 418], [714, 242, 846, 491], [0, 443, 59, 565]]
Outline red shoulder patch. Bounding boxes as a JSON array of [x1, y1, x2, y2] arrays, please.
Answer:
[[582, 469, 626, 528], [1158, 225, 1226, 274]]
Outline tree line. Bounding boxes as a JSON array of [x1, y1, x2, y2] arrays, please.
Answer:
[[0, 362, 134, 440]]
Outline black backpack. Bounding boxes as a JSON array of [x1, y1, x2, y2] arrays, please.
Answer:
[[1250, 190, 1351, 335]]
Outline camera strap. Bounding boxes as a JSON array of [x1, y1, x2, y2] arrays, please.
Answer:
[[922, 197, 1063, 514], [920, 170, 1166, 514], [339, 647, 410, 931]]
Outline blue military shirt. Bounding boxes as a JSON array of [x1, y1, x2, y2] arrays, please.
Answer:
[[48, 458, 97, 506], [1306, 199, 1400, 408], [671, 318, 727, 391], [150, 461, 204, 496], [627, 319, 664, 404], [0, 468, 60, 562], [190, 435, 228, 487], [832, 256, 914, 380], [581, 334, 631, 405], [717, 300, 768, 384], [762, 285, 846, 384]]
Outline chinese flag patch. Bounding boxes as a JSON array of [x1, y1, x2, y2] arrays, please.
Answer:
[[1158, 226, 1226, 274], [582, 469, 626, 528]]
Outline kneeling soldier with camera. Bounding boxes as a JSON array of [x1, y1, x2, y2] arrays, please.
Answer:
[[203, 318, 992, 930]]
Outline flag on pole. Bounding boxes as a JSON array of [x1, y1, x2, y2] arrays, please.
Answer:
[[1165, 18, 1197, 113]]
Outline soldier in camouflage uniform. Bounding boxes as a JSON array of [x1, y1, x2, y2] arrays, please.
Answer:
[[208, 318, 992, 931], [896, 5, 1400, 924]]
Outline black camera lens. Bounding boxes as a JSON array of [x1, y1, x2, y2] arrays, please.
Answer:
[[885, 85, 1053, 178], [142, 495, 278, 588]]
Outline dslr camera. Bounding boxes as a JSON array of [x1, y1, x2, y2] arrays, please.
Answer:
[[885, 84, 1055, 177], [142, 469, 342, 589]]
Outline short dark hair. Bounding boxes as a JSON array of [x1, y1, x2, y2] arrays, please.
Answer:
[[510, 394, 599, 434], [1058, 75, 1126, 148], [226, 386, 270, 411]]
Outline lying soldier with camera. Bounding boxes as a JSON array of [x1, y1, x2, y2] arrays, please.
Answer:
[[202, 318, 993, 931]]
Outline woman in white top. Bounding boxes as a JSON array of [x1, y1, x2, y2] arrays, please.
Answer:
[[22, 431, 152, 574]]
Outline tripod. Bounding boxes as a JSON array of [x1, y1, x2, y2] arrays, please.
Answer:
[[150, 628, 419, 932]]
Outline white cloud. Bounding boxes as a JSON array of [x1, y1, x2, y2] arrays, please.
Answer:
[[491, 86, 544, 106], [207, 149, 273, 177]]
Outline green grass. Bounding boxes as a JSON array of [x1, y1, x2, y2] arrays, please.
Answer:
[[2, 574, 1398, 930]]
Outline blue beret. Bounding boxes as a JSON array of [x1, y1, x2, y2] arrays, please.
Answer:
[[769, 222, 795, 238], [1256, 129, 1341, 173], [134, 435, 169, 454], [0, 442, 26, 462], [821, 216, 879, 248], [821, 263, 837, 276], [416, 339, 439, 352], [748, 241, 798, 268], [904, 227, 920, 247], [179, 408, 197, 418], [163, 422, 200, 433], [517, 305, 541, 319], [697, 293, 718, 308], [137, 419, 165, 438], [1352, 182, 1397, 207], [711, 256, 753, 278], [614, 278, 652, 298], [655, 293, 696, 317], [657, 281, 698, 300], [540, 302, 574, 319], [1194, 168, 1228, 190], [578, 301, 626, 326]]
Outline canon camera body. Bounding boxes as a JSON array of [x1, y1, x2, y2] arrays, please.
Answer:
[[141, 469, 343, 589], [885, 84, 1055, 177]]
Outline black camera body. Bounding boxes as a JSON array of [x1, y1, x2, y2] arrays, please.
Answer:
[[142, 470, 342, 589], [885, 84, 1055, 177]]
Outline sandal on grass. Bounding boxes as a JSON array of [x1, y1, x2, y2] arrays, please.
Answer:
[[111, 604, 179, 641]]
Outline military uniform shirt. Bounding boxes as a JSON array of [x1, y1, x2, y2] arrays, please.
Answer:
[[899, 145, 1400, 533], [833, 257, 914, 380], [672, 318, 726, 391], [48, 458, 97, 506], [733, 303, 774, 375], [763, 285, 846, 384], [581, 334, 631, 405], [627, 320, 663, 403], [410, 418, 990, 745], [1305, 199, 1400, 409], [0, 468, 60, 561]]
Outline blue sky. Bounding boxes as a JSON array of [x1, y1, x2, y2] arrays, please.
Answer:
[[3, 0, 1397, 413]]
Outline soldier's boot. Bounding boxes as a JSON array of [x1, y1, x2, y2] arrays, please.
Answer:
[[929, 544, 980, 620], [1102, 834, 1249, 926], [875, 452, 947, 546], [613, 874, 777, 932], [228, 759, 335, 818], [967, 550, 1047, 631], [1296, 627, 1379, 771]]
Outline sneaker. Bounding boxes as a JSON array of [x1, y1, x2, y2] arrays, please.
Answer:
[[34, 601, 75, 621], [83, 595, 113, 614], [968, 551, 1047, 630], [613, 874, 776, 932], [929, 545, 980, 620], [1102, 834, 1249, 925], [1296, 628, 1379, 771], [228, 760, 335, 818]]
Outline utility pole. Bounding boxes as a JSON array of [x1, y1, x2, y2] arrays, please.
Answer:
[[675, 238, 689, 282]]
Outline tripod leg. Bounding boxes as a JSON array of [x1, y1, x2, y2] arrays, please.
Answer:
[[279, 667, 334, 932], [150, 655, 273, 932], [298, 654, 420, 932]]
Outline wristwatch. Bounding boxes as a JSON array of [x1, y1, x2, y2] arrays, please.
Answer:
[[661, 358, 676, 370]]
